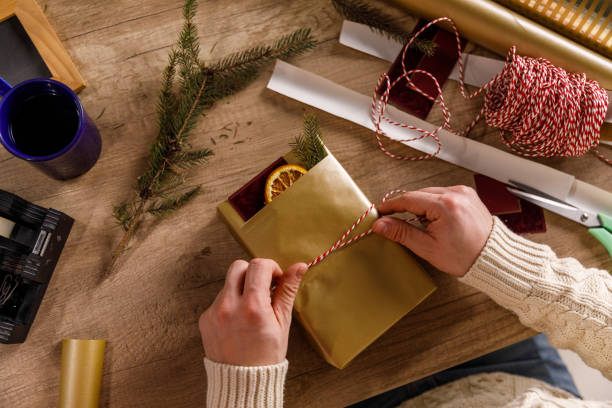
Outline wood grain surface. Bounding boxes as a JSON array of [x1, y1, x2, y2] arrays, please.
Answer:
[[0, 1, 610, 407], [0, 1, 17, 23]]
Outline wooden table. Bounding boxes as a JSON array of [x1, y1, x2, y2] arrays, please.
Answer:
[[1, 0, 610, 406]]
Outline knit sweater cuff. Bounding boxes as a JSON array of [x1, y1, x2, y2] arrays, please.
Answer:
[[204, 358, 288, 408], [459, 216, 552, 309]]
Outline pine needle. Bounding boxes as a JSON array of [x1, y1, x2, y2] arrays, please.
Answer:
[[147, 186, 201, 217], [109, 0, 317, 272], [204, 28, 316, 103], [331, 0, 437, 56], [172, 148, 213, 168], [209, 28, 316, 73], [291, 114, 327, 169]]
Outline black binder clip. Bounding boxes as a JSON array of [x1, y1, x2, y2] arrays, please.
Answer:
[[0, 189, 73, 343]]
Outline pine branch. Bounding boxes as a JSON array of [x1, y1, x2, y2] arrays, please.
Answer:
[[208, 28, 316, 74], [204, 28, 316, 103], [111, 67, 208, 269], [112, 202, 135, 231], [171, 148, 213, 168], [147, 186, 201, 217], [291, 114, 327, 169], [153, 170, 186, 196], [331, 0, 437, 56], [109, 0, 317, 272]]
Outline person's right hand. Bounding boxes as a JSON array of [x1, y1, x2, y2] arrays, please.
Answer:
[[372, 186, 493, 277]]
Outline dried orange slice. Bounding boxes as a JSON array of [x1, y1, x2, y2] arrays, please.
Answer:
[[264, 164, 307, 203]]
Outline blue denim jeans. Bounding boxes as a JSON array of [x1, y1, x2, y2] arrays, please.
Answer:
[[348, 334, 580, 408]]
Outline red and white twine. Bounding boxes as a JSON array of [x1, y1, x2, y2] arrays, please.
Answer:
[[307, 17, 610, 268], [370, 17, 610, 163], [308, 189, 416, 268]]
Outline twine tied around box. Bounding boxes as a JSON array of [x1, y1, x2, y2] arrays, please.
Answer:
[[308, 189, 418, 268]]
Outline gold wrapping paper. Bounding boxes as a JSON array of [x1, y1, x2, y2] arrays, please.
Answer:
[[59, 339, 106, 408], [218, 151, 436, 368], [388, 0, 612, 90]]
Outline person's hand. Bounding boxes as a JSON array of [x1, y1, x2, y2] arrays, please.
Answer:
[[199, 259, 308, 366], [372, 186, 493, 277]]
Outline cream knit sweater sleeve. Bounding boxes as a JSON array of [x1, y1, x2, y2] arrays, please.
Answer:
[[460, 217, 612, 379], [204, 358, 287, 408]]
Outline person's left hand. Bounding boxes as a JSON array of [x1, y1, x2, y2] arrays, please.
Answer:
[[199, 259, 308, 366]]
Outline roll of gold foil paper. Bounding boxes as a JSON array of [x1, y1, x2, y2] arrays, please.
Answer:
[[59, 339, 106, 408], [388, 0, 612, 90]]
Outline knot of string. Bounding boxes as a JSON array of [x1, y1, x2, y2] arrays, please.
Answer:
[[370, 17, 610, 164]]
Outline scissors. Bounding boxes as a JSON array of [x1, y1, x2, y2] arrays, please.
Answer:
[[506, 181, 612, 258]]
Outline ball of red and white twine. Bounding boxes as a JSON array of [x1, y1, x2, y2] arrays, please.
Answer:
[[308, 17, 610, 268], [370, 17, 610, 163]]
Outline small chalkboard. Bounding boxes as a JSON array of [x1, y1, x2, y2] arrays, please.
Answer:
[[0, 0, 85, 92], [0, 17, 51, 86]]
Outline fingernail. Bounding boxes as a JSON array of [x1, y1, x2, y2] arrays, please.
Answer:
[[373, 219, 388, 235], [295, 263, 308, 277]]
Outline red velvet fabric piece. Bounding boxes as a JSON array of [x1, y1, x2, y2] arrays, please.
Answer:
[[379, 20, 467, 119], [497, 198, 547, 234], [473, 174, 546, 234], [228, 157, 287, 221], [473, 174, 521, 214]]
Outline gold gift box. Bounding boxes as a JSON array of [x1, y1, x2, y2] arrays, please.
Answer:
[[218, 150, 436, 369]]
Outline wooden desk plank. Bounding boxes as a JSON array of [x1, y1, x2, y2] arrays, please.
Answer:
[[0, 0, 609, 407]]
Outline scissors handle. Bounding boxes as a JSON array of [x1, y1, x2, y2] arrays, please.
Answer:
[[588, 213, 612, 258]]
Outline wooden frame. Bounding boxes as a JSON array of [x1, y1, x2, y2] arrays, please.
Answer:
[[0, 0, 85, 92]]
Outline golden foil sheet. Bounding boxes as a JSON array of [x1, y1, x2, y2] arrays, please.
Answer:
[[218, 151, 436, 368], [494, 0, 612, 59], [59, 339, 106, 408]]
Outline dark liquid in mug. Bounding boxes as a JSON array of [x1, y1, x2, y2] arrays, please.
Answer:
[[9, 93, 79, 157]]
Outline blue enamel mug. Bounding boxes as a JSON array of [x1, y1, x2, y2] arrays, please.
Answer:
[[0, 77, 101, 180]]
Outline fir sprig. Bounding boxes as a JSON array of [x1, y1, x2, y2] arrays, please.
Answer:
[[147, 186, 201, 217], [331, 0, 437, 56], [209, 28, 316, 74], [291, 114, 327, 169], [109, 0, 316, 271], [204, 28, 316, 104]]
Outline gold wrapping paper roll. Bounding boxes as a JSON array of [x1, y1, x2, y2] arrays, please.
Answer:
[[388, 0, 612, 90], [59, 339, 106, 408]]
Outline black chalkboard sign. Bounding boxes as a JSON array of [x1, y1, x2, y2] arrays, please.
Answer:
[[0, 17, 51, 86], [0, 0, 84, 92]]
